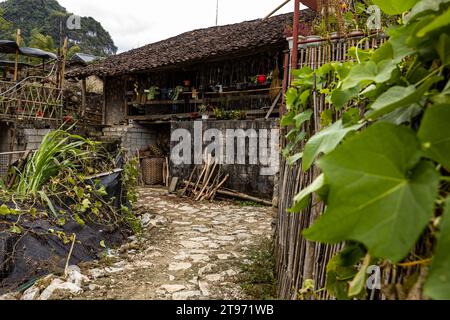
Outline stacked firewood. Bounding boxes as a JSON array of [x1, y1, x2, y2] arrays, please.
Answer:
[[180, 155, 229, 202]]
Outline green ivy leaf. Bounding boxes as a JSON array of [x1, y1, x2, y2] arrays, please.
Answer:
[[326, 243, 366, 300], [287, 152, 303, 166], [281, 111, 295, 127], [294, 109, 313, 128], [331, 86, 360, 109], [418, 103, 450, 170], [366, 77, 439, 119], [406, 0, 450, 23], [372, 0, 419, 15], [289, 174, 325, 213], [348, 254, 371, 297], [304, 123, 440, 262], [424, 197, 450, 300], [436, 33, 450, 66], [378, 103, 422, 125], [302, 120, 364, 172], [341, 60, 397, 91], [417, 6, 450, 37]]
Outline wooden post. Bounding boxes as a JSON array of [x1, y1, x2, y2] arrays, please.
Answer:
[[81, 78, 87, 117], [59, 37, 68, 89], [13, 29, 20, 82], [102, 76, 107, 125]]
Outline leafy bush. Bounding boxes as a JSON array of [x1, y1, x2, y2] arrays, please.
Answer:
[[283, 0, 450, 300]]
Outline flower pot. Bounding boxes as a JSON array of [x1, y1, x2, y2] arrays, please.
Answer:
[[257, 75, 267, 85]]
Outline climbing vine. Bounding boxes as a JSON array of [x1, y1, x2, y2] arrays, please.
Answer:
[[283, 0, 450, 300]]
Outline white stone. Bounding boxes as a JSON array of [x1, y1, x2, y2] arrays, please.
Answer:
[[198, 281, 211, 296], [89, 268, 105, 279], [204, 274, 223, 282], [198, 264, 215, 276], [161, 285, 186, 293], [39, 279, 82, 300], [66, 265, 89, 287], [180, 241, 203, 249], [225, 269, 238, 277], [192, 227, 212, 233], [217, 254, 230, 260], [21, 286, 40, 300], [168, 262, 192, 271], [172, 290, 201, 300], [189, 254, 210, 263]]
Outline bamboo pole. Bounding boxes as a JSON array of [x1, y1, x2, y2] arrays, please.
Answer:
[[59, 37, 68, 89], [14, 29, 20, 82]]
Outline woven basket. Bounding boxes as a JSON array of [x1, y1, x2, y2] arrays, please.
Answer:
[[141, 157, 164, 185]]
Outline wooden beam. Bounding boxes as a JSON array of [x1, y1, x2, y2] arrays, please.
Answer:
[[81, 78, 87, 117], [265, 90, 282, 119]]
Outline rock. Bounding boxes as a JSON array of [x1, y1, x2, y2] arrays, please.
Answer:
[[198, 264, 215, 276], [105, 267, 125, 274], [88, 284, 102, 291], [0, 293, 19, 300], [208, 242, 220, 249], [225, 269, 238, 277], [198, 281, 211, 296], [172, 290, 201, 300], [180, 241, 203, 249], [89, 268, 105, 279], [39, 279, 82, 300], [217, 254, 230, 260], [168, 262, 192, 271], [161, 284, 186, 293], [189, 254, 210, 263], [204, 274, 223, 282], [140, 213, 153, 227], [216, 236, 235, 241], [192, 227, 212, 233], [189, 237, 209, 242], [21, 286, 40, 300], [66, 265, 89, 287], [168, 275, 176, 281]]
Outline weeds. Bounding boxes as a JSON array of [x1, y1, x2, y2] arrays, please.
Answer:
[[239, 238, 277, 300]]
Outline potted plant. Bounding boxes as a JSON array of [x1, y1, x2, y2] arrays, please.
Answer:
[[198, 104, 209, 120]]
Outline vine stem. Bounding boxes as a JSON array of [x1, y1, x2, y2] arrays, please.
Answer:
[[414, 66, 444, 87], [397, 258, 432, 268]]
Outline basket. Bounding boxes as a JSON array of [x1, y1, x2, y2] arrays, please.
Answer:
[[141, 157, 164, 185]]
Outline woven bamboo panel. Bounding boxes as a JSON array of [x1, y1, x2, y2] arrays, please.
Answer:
[[141, 157, 164, 185]]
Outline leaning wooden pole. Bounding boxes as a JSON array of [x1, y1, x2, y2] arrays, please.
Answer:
[[290, 0, 300, 80], [13, 29, 20, 82], [59, 37, 68, 89]]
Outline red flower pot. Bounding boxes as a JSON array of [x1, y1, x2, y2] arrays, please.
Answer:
[[257, 75, 267, 85]]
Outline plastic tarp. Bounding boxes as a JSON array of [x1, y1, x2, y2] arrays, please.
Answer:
[[0, 40, 57, 60], [19, 47, 57, 60]]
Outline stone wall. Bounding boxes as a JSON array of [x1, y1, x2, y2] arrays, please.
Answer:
[[23, 128, 52, 150], [170, 119, 280, 200], [102, 123, 160, 153]]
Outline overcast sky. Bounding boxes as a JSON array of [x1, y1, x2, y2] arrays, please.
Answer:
[[57, 0, 303, 53]]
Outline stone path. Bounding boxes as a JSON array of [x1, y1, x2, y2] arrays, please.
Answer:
[[71, 187, 274, 300]]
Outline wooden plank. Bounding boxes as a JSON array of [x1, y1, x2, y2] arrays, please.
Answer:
[[265, 89, 282, 119]]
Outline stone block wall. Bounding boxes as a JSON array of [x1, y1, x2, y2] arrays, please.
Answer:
[[23, 129, 51, 150], [170, 119, 280, 200], [102, 123, 157, 152]]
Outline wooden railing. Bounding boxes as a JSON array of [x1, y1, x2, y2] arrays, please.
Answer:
[[0, 80, 63, 122]]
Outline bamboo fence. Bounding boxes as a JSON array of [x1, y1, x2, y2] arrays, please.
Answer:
[[275, 34, 388, 300]]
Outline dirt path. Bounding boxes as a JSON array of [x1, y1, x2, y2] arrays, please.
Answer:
[[71, 187, 274, 300]]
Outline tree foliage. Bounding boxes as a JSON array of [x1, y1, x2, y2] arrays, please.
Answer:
[[0, 0, 117, 56]]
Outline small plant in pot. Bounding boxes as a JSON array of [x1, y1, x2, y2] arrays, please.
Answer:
[[198, 104, 210, 120]]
